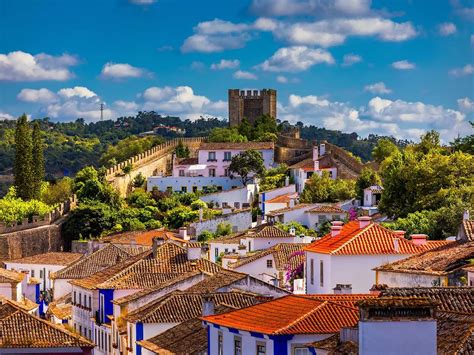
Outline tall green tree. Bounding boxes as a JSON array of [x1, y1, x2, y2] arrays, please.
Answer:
[[355, 168, 381, 199], [31, 121, 45, 199], [229, 150, 265, 185], [208, 127, 247, 142], [13, 114, 34, 200], [372, 138, 399, 163], [300, 172, 356, 203]]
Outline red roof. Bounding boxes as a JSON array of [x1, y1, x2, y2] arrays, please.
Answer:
[[265, 193, 297, 204], [304, 221, 423, 255], [202, 295, 362, 335]]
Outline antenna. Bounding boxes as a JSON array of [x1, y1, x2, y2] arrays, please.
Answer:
[[100, 103, 104, 121]]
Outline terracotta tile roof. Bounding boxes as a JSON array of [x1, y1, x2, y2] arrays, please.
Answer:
[[306, 294, 377, 309], [417, 240, 452, 251], [289, 158, 313, 170], [185, 270, 247, 293], [265, 193, 297, 204], [0, 268, 24, 283], [364, 185, 383, 193], [308, 333, 359, 354], [228, 243, 305, 272], [28, 277, 41, 285], [437, 311, 474, 354], [47, 303, 72, 320], [51, 244, 148, 280], [304, 221, 423, 255], [211, 224, 294, 244], [200, 141, 274, 150], [125, 290, 263, 324], [380, 287, 474, 313], [210, 232, 244, 245], [0, 303, 93, 349], [202, 295, 360, 335], [374, 241, 474, 276], [101, 244, 220, 290], [306, 205, 347, 214], [137, 305, 234, 355], [266, 203, 314, 216], [461, 220, 474, 241], [6, 252, 83, 266], [0, 296, 38, 312], [464, 265, 474, 273], [100, 229, 185, 247], [187, 242, 202, 248], [69, 249, 152, 290]]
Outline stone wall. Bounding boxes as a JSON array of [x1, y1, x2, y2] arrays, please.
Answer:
[[105, 137, 205, 197], [0, 220, 64, 262]]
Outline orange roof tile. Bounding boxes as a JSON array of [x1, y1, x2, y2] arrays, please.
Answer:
[[202, 295, 361, 335], [101, 229, 185, 247], [304, 221, 423, 255], [265, 193, 297, 204], [306, 205, 347, 214]]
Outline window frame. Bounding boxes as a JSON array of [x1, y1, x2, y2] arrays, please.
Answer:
[[234, 335, 242, 355]]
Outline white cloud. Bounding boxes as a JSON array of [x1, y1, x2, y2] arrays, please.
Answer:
[[58, 86, 97, 99], [438, 22, 457, 36], [278, 93, 470, 142], [392, 60, 416, 70], [449, 64, 474, 77], [129, 0, 156, 4], [250, 0, 372, 17], [142, 85, 226, 119], [457, 97, 474, 112], [0, 112, 15, 120], [101, 62, 150, 79], [17, 88, 57, 103], [342, 53, 362, 67], [113, 100, 139, 115], [233, 70, 258, 80], [277, 75, 288, 83], [258, 46, 334, 72], [0, 51, 78, 81], [364, 82, 392, 94], [211, 59, 240, 70]]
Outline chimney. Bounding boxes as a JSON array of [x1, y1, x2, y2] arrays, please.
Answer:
[[202, 294, 215, 317], [313, 145, 319, 160], [333, 284, 352, 294], [358, 216, 372, 229], [289, 199, 295, 208], [410, 234, 428, 246], [187, 244, 202, 260], [393, 238, 400, 253], [393, 230, 406, 239], [179, 227, 189, 241], [151, 238, 161, 257], [369, 284, 388, 296], [238, 244, 246, 257], [331, 221, 343, 237], [256, 215, 263, 226], [320, 143, 326, 156], [463, 210, 470, 221], [285, 176, 289, 187], [289, 227, 296, 236]]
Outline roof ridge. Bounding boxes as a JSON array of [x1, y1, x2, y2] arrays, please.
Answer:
[[274, 299, 327, 334], [330, 222, 373, 255]]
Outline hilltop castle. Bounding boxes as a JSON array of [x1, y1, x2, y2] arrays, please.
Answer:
[[228, 89, 277, 127]]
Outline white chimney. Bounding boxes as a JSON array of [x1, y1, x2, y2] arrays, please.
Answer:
[[393, 238, 400, 253], [285, 176, 290, 186], [312, 145, 319, 161], [410, 234, 428, 246], [463, 210, 470, 221], [202, 295, 215, 317], [289, 199, 295, 208], [358, 216, 372, 229], [289, 227, 296, 236], [393, 230, 406, 239], [320, 143, 326, 156], [179, 227, 189, 241], [333, 284, 352, 294], [331, 221, 343, 237], [187, 244, 202, 260], [313, 159, 320, 172], [238, 245, 246, 257]]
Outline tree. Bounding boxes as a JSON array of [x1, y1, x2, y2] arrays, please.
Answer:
[[14, 114, 34, 200], [355, 168, 381, 199], [40, 177, 73, 205], [73, 166, 121, 208], [122, 164, 133, 176], [229, 150, 265, 185], [174, 140, 190, 158], [372, 138, 398, 163], [277, 221, 316, 236], [417, 130, 441, 154], [132, 172, 146, 188], [252, 114, 278, 141], [259, 164, 288, 191], [300, 172, 356, 203], [31, 121, 45, 199], [237, 118, 252, 140], [209, 127, 247, 143]]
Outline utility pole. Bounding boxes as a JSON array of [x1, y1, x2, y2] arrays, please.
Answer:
[[100, 103, 104, 121]]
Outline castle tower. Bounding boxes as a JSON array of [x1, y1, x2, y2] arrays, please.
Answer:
[[228, 89, 277, 127]]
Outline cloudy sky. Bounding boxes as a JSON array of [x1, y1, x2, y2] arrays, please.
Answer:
[[0, 0, 473, 142]]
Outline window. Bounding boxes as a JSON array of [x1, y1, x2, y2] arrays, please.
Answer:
[[181, 186, 187, 193], [215, 248, 219, 259], [320, 260, 324, 287], [193, 186, 198, 193], [218, 331, 223, 355], [89, 296, 91, 309], [234, 336, 242, 355], [224, 151, 232, 161], [78, 292, 82, 306], [209, 168, 216, 177], [266, 259, 273, 268], [88, 329, 91, 340], [257, 342, 266, 355], [224, 168, 229, 177], [73, 291, 76, 304], [83, 294, 87, 307], [40, 269, 43, 278], [31, 270, 35, 277], [79, 325, 82, 336], [179, 169, 185, 176], [234, 202, 240, 209], [294, 347, 310, 355], [310, 259, 314, 285], [166, 186, 173, 193], [208, 151, 216, 161], [319, 215, 327, 223], [248, 241, 251, 251]]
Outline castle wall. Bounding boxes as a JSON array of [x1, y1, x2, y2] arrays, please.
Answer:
[[228, 89, 277, 127]]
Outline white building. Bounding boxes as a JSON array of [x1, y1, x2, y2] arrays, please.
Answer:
[[258, 184, 297, 217], [5, 252, 83, 293], [362, 185, 383, 208], [304, 217, 427, 294], [199, 185, 256, 209]]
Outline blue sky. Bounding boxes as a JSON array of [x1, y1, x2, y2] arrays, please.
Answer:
[[0, 0, 473, 142]]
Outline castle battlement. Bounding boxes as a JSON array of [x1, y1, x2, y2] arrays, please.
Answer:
[[228, 88, 277, 127]]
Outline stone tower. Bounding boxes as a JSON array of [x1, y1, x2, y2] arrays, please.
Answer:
[[228, 89, 277, 127]]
